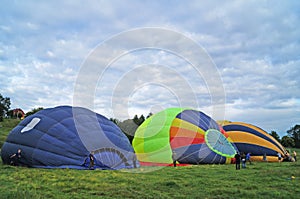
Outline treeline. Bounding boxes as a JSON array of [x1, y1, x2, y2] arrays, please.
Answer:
[[269, 127, 300, 148], [110, 113, 153, 143], [1, 93, 300, 148]]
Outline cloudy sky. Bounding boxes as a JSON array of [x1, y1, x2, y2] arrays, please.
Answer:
[[1, 0, 299, 136]]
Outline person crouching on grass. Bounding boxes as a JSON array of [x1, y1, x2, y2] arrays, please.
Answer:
[[10, 148, 22, 166]]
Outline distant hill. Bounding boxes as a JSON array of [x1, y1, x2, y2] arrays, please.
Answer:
[[0, 119, 21, 148]]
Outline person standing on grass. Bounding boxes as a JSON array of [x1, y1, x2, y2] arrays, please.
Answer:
[[132, 153, 137, 168], [172, 150, 177, 167], [277, 152, 282, 163], [234, 152, 241, 170], [241, 152, 246, 168], [263, 153, 267, 162], [293, 151, 297, 162], [246, 152, 252, 165]]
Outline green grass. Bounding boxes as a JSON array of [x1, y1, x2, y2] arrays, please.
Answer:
[[0, 119, 300, 198], [0, 118, 20, 148], [0, 160, 299, 199]]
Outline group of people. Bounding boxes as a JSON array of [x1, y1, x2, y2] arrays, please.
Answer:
[[84, 152, 138, 170], [234, 152, 251, 170], [282, 151, 297, 162], [7, 148, 298, 170], [234, 150, 298, 169], [9, 148, 99, 169]]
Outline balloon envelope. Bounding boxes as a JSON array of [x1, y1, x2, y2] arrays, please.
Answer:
[[1, 106, 138, 169], [133, 108, 236, 165], [221, 121, 287, 162]]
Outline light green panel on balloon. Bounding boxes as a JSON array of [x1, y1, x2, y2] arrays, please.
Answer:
[[132, 118, 152, 153], [137, 143, 172, 163], [133, 107, 186, 163]]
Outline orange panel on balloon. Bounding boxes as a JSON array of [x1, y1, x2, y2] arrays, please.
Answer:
[[170, 127, 203, 139]]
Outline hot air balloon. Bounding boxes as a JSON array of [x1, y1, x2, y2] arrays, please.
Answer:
[[1, 106, 138, 169], [221, 121, 287, 162], [132, 108, 237, 166]]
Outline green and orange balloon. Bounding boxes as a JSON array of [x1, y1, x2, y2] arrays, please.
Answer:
[[133, 108, 237, 165]]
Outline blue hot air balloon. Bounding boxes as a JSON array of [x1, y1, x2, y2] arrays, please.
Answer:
[[1, 106, 138, 170]]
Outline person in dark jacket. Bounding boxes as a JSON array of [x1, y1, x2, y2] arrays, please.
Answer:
[[88, 153, 95, 170], [172, 150, 177, 167], [84, 153, 96, 169], [10, 148, 22, 166], [234, 152, 241, 170]]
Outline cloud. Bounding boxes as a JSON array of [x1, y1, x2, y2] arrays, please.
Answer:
[[0, 0, 299, 137]]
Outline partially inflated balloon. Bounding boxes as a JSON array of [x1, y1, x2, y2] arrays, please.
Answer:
[[133, 108, 236, 165], [1, 106, 138, 169], [221, 121, 287, 162]]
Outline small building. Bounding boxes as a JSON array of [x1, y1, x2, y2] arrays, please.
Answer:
[[12, 108, 25, 119]]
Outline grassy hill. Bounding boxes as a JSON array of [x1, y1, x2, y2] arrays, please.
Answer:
[[0, 119, 299, 198], [0, 118, 20, 148]]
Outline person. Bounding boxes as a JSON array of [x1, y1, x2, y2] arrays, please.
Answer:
[[84, 153, 96, 170], [89, 153, 96, 169], [285, 152, 292, 161], [246, 152, 252, 165], [132, 153, 137, 168], [172, 150, 177, 167], [241, 152, 246, 168], [262, 153, 267, 161], [10, 148, 22, 166], [234, 152, 241, 170], [293, 151, 297, 162], [277, 152, 282, 163]]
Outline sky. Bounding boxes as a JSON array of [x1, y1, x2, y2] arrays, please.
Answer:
[[0, 0, 299, 137]]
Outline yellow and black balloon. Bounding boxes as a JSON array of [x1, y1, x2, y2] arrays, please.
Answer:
[[220, 121, 287, 162]]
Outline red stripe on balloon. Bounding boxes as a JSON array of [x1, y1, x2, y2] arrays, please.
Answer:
[[170, 137, 205, 148]]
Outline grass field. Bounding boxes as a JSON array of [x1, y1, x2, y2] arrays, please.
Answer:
[[0, 159, 299, 199], [0, 119, 299, 199], [0, 119, 20, 148]]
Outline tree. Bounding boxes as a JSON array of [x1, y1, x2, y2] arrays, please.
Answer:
[[146, 112, 153, 119], [287, 125, 300, 148], [133, 115, 139, 125], [281, 135, 295, 148], [6, 110, 13, 118], [139, 115, 145, 125], [269, 131, 281, 142], [26, 107, 44, 117], [133, 114, 145, 126], [0, 93, 11, 121], [109, 118, 120, 125]]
